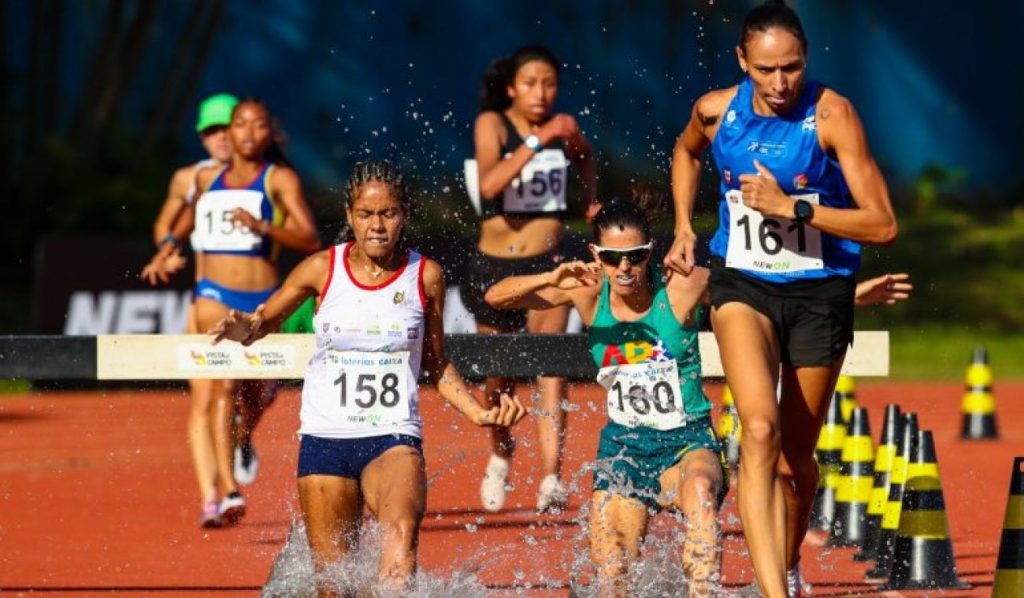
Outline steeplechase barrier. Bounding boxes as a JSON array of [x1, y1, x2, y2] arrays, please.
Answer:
[[0, 332, 889, 380]]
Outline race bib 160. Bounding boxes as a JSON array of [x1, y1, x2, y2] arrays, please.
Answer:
[[597, 360, 687, 431]]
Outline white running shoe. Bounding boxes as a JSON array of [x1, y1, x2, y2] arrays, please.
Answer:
[[480, 454, 510, 512], [536, 474, 568, 513], [233, 443, 259, 485], [199, 500, 222, 529], [737, 566, 810, 598], [218, 491, 246, 526], [787, 564, 811, 597]]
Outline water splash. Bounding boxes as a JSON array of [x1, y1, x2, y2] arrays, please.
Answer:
[[262, 518, 489, 597]]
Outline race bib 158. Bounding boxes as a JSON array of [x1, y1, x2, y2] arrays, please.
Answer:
[[322, 350, 411, 427]]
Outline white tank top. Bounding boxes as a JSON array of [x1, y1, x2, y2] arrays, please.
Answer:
[[299, 242, 427, 439], [186, 158, 220, 204]]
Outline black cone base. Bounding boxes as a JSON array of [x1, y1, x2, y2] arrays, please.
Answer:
[[879, 538, 970, 590], [811, 488, 837, 531], [853, 514, 881, 561], [828, 503, 869, 547], [961, 413, 997, 439]]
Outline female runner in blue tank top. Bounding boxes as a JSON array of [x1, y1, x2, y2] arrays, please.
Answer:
[[466, 46, 599, 514], [666, 2, 897, 596], [143, 98, 321, 527], [485, 191, 726, 596]]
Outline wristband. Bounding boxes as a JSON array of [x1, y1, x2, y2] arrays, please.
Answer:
[[159, 234, 181, 249]]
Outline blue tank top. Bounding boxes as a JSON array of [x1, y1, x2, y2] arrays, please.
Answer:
[[709, 78, 860, 282], [201, 162, 281, 259]]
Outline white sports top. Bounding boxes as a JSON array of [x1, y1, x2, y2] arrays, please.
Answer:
[[299, 242, 427, 439], [186, 158, 220, 204]]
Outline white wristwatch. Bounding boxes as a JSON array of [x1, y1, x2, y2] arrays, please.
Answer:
[[524, 134, 542, 151]]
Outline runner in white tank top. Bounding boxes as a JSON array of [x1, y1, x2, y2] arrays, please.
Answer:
[[212, 160, 526, 593], [299, 240, 427, 440]]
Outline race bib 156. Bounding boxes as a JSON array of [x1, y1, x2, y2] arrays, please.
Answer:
[[502, 149, 569, 213]]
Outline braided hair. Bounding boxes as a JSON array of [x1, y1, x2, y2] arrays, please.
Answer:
[[338, 159, 411, 244]]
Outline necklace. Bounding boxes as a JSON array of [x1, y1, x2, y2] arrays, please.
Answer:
[[365, 263, 385, 279]]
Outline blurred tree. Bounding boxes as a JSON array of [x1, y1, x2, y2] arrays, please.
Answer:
[[3, 0, 227, 288]]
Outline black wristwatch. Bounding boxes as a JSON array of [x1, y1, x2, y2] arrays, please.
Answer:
[[793, 199, 814, 223]]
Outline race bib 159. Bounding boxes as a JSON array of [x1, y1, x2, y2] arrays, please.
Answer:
[[191, 189, 264, 251]]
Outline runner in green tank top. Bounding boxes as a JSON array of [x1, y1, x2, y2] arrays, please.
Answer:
[[485, 187, 726, 597]]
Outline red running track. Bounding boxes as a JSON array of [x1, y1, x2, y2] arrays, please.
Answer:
[[1, 381, 1022, 596]]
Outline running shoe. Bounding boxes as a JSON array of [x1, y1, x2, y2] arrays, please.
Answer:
[[218, 491, 246, 526], [480, 454, 510, 512], [737, 566, 810, 598], [536, 474, 568, 513], [200, 500, 222, 528], [787, 564, 812, 597], [234, 442, 259, 485]]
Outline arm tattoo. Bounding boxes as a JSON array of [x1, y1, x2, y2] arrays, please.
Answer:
[[699, 110, 719, 128], [819, 106, 831, 120]]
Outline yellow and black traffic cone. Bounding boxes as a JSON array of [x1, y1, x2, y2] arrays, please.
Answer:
[[835, 374, 857, 423], [993, 456, 1024, 597], [880, 429, 969, 590], [717, 384, 741, 470], [828, 406, 875, 547], [961, 345, 997, 439], [855, 403, 902, 561], [811, 392, 846, 531], [865, 411, 917, 582]]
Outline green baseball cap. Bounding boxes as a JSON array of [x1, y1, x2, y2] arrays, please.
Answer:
[[195, 93, 239, 132]]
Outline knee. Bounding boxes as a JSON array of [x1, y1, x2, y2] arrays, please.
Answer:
[[740, 417, 781, 453], [683, 474, 718, 508]]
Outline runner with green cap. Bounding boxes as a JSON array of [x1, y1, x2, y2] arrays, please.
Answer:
[[195, 93, 239, 133], [150, 91, 240, 528]]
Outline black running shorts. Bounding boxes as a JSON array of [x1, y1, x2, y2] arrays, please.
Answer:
[[459, 249, 565, 331], [708, 257, 855, 367]]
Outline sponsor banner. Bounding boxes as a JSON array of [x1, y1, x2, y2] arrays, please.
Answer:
[[178, 343, 296, 372], [33, 237, 196, 335]]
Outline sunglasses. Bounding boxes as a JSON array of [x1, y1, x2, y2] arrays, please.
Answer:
[[592, 243, 653, 266]]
